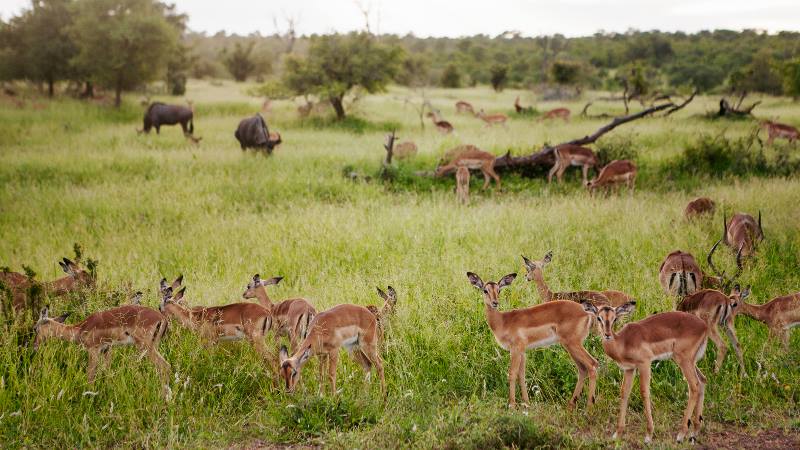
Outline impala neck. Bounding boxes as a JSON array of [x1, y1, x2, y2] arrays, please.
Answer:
[[166, 302, 197, 328], [45, 276, 75, 296], [484, 304, 504, 336], [254, 286, 274, 309], [49, 321, 80, 343], [531, 270, 553, 302], [737, 301, 769, 323]]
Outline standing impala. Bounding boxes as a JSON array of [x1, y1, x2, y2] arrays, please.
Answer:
[[425, 112, 454, 134], [736, 291, 800, 350], [33, 304, 171, 391], [585, 302, 708, 444], [242, 274, 316, 352], [522, 252, 633, 306], [723, 211, 764, 260], [677, 285, 747, 375], [467, 272, 598, 409], [278, 302, 385, 396], [586, 160, 637, 196], [475, 109, 508, 127], [539, 107, 570, 122], [455, 100, 474, 114], [547, 144, 599, 185], [160, 287, 273, 365], [761, 120, 798, 146], [435, 147, 500, 190], [658, 242, 741, 297], [2, 257, 95, 310]]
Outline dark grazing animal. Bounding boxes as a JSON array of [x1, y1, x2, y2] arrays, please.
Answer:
[[139, 102, 195, 137], [235, 114, 281, 155]]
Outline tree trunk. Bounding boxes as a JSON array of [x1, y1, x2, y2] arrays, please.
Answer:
[[82, 81, 95, 99], [47, 77, 54, 98], [114, 83, 122, 108], [330, 96, 346, 119]]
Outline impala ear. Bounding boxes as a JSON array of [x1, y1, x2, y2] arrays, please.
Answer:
[[740, 285, 751, 300], [521, 255, 534, 270], [498, 273, 517, 289], [163, 286, 173, 300], [376, 287, 388, 301], [174, 287, 186, 302], [580, 301, 598, 315], [172, 274, 184, 290], [59, 261, 69, 274], [132, 291, 143, 305], [615, 301, 636, 317], [466, 272, 484, 290], [387, 286, 397, 304], [253, 274, 261, 284], [543, 251, 553, 265], [297, 347, 312, 366], [54, 312, 70, 323], [40, 305, 49, 320], [160, 278, 168, 293], [279, 345, 289, 362], [262, 276, 283, 286]]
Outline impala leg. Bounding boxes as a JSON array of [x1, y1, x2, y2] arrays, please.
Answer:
[[638, 364, 654, 443], [317, 353, 328, 394], [481, 170, 491, 190], [675, 357, 701, 443], [517, 352, 529, 406], [327, 351, 339, 395], [582, 164, 589, 185], [547, 163, 558, 184], [564, 341, 598, 409], [507, 350, 521, 408], [708, 325, 727, 373], [361, 342, 385, 398], [100, 346, 112, 370], [694, 367, 707, 437], [486, 166, 501, 189], [614, 368, 635, 440], [86, 348, 100, 383], [724, 321, 747, 376]]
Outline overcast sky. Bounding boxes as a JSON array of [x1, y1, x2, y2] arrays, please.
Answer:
[[2, 0, 798, 38]]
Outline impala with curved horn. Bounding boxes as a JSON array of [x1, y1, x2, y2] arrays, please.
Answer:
[[659, 242, 742, 297], [723, 211, 764, 260]]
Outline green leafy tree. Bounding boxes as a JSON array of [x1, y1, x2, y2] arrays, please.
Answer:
[[489, 64, 508, 92], [222, 41, 256, 82], [440, 64, 461, 88], [69, 0, 179, 107], [163, 4, 192, 96], [551, 60, 582, 86], [282, 32, 403, 119], [783, 59, 800, 100]]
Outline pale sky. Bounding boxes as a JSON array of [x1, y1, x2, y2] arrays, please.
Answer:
[[2, 0, 798, 38]]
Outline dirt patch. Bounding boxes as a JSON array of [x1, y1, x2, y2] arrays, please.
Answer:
[[228, 440, 319, 450], [702, 428, 800, 449]]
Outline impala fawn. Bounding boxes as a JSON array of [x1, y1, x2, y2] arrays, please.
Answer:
[[585, 301, 709, 443], [467, 272, 598, 409]]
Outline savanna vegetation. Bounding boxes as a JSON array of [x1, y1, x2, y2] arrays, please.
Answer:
[[1, 1, 800, 449]]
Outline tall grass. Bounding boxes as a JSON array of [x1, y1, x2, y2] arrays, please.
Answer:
[[1, 83, 799, 448]]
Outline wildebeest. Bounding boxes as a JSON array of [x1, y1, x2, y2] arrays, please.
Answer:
[[235, 114, 282, 155], [138, 102, 197, 140]]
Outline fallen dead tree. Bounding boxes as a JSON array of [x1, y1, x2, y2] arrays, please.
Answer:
[[717, 98, 760, 117], [663, 90, 698, 117]]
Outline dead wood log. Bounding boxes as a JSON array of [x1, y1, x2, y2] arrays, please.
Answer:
[[663, 90, 698, 117], [717, 98, 761, 117]]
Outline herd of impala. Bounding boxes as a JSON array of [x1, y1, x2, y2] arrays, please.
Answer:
[[6, 194, 798, 444]]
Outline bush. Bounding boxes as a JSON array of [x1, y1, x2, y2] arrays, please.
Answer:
[[441, 64, 462, 88], [594, 135, 639, 166]]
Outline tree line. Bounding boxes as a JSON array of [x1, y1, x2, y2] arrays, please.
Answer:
[[2, 1, 800, 111]]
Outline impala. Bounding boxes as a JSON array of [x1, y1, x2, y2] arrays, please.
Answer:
[[514, 96, 534, 114], [425, 111, 454, 134], [723, 211, 764, 259], [130, 291, 143, 305], [159, 274, 183, 296], [677, 285, 747, 374], [242, 274, 316, 352], [368, 286, 398, 340], [761, 120, 798, 146], [658, 242, 741, 297], [684, 197, 715, 219], [33, 304, 171, 389], [547, 144, 599, 185], [539, 107, 570, 122], [475, 109, 508, 127], [435, 147, 500, 190], [455, 100, 474, 114], [160, 287, 273, 364], [278, 303, 385, 396], [2, 257, 95, 310], [586, 160, 637, 196], [467, 272, 598, 409], [455, 165, 470, 205], [585, 302, 708, 443], [393, 141, 418, 160], [736, 291, 800, 350], [522, 252, 633, 306]]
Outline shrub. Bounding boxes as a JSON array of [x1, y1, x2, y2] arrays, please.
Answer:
[[594, 135, 639, 166]]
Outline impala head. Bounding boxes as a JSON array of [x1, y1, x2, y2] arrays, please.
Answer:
[[32, 305, 70, 351], [159, 274, 183, 296], [521, 251, 552, 281], [728, 284, 750, 310], [59, 257, 94, 288], [159, 286, 186, 315], [242, 273, 283, 299], [376, 285, 398, 312], [584, 301, 636, 341], [279, 345, 312, 392], [467, 272, 517, 309]]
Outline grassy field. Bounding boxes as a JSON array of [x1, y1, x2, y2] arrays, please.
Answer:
[[1, 80, 799, 448]]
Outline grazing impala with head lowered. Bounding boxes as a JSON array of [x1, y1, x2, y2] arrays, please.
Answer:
[[547, 144, 599, 185], [467, 272, 598, 410], [279, 302, 385, 396], [586, 160, 637, 195], [684, 197, 716, 219], [425, 111, 454, 134], [242, 274, 316, 352], [736, 291, 800, 350], [539, 107, 570, 122], [585, 302, 709, 444], [658, 241, 741, 297], [435, 146, 500, 190], [475, 109, 508, 127], [455, 100, 474, 115], [723, 211, 764, 260], [33, 304, 171, 392]]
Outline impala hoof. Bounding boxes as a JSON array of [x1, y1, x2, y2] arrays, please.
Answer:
[[611, 432, 619, 440], [644, 435, 652, 444]]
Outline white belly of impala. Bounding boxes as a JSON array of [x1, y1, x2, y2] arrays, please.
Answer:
[[526, 333, 558, 350], [653, 352, 673, 361]]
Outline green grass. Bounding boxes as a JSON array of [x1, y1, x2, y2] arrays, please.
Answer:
[[1, 81, 799, 448]]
